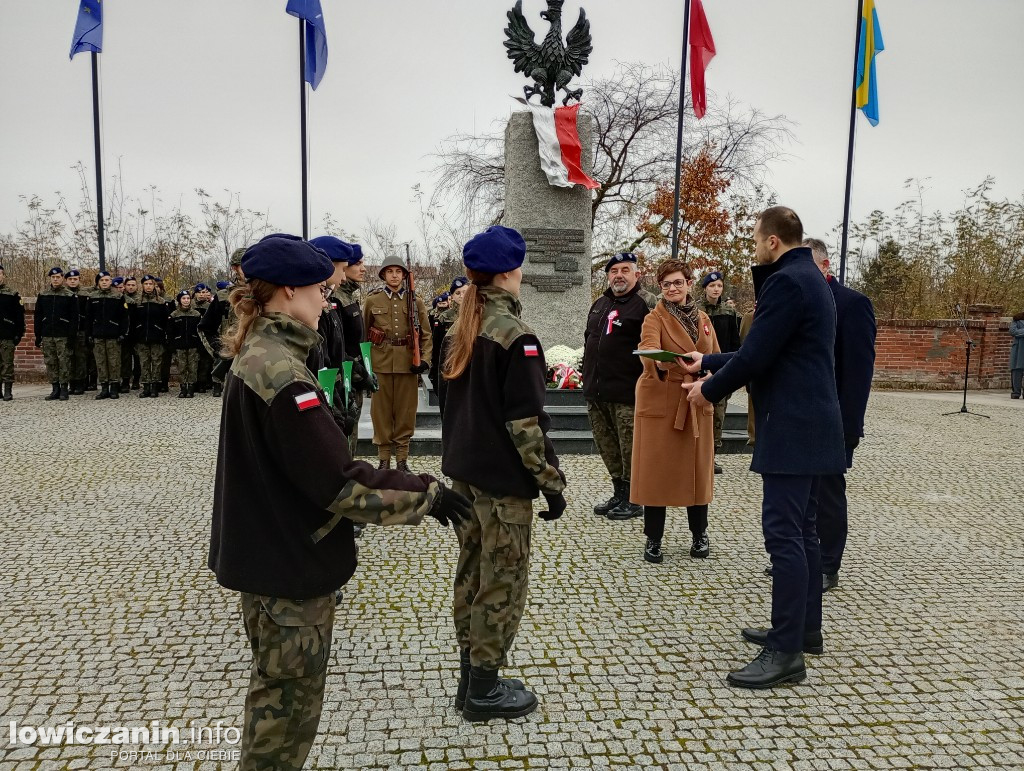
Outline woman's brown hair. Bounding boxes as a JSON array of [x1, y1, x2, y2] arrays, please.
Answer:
[[655, 259, 694, 285], [220, 279, 278, 358], [1013, 310, 1024, 322], [442, 269, 494, 381]]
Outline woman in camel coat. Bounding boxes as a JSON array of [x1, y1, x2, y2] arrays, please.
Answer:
[[630, 259, 720, 563]]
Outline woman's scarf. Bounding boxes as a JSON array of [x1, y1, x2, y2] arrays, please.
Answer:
[[662, 297, 701, 344]]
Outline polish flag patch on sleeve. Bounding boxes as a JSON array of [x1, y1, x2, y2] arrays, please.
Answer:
[[294, 391, 320, 411], [523, 343, 539, 357]]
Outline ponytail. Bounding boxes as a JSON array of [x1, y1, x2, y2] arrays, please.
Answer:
[[443, 270, 493, 380], [220, 279, 277, 358]]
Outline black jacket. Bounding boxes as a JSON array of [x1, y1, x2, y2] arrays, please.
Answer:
[[828, 277, 876, 447], [168, 309, 202, 350], [130, 295, 170, 345], [582, 284, 654, 405], [0, 288, 25, 341], [34, 288, 79, 342], [701, 299, 742, 353], [87, 290, 130, 340], [702, 247, 846, 476]]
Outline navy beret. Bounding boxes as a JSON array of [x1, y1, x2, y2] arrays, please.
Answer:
[[701, 270, 724, 288], [66, 269, 80, 278], [142, 274, 157, 283], [48, 267, 64, 277], [194, 282, 209, 292], [97, 270, 111, 279], [111, 277, 125, 287], [463, 226, 526, 274], [216, 280, 231, 291], [604, 253, 638, 272], [242, 234, 334, 287], [350, 243, 364, 262], [176, 289, 191, 301], [449, 276, 469, 294], [309, 235, 360, 265]]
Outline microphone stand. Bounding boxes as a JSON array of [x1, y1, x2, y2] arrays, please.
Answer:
[[943, 304, 989, 419]]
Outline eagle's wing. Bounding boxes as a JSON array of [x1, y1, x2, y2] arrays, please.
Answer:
[[503, 0, 541, 74], [563, 8, 593, 77]]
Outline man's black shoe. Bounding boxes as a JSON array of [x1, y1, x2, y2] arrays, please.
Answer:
[[607, 501, 643, 520], [714, 461, 723, 474], [823, 572, 839, 593], [593, 479, 624, 516], [764, 565, 773, 577], [727, 647, 806, 689], [741, 627, 823, 655], [462, 667, 537, 722], [643, 538, 663, 564], [454, 651, 524, 711], [690, 531, 710, 559]]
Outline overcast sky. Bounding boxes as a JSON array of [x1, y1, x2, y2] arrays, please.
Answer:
[[2, 0, 1022, 254]]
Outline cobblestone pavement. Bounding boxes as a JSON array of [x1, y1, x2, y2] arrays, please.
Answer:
[[1, 388, 1022, 770]]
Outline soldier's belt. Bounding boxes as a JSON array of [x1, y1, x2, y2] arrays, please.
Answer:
[[387, 337, 409, 346]]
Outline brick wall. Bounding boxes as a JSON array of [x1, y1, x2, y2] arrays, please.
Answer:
[[15, 300, 45, 377], [873, 305, 1012, 390]]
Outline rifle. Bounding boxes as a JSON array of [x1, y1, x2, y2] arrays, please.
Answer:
[[406, 255, 422, 368]]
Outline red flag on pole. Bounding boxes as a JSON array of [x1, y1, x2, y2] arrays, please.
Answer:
[[689, 0, 716, 119]]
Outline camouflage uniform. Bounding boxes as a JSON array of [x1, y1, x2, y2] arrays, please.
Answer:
[[35, 285, 79, 386], [86, 287, 130, 385], [193, 297, 213, 390], [121, 291, 141, 388], [130, 292, 170, 387], [67, 287, 91, 389], [0, 282, 25, 390], [210, 312, 445, 769]]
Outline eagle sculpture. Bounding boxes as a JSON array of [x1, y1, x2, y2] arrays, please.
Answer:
[[504, 0, 593, 107]]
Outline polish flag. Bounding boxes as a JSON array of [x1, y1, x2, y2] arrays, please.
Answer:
[[523, 343, 540, 358], [528, 104, 601, 190], [294, 391, 320, 411]]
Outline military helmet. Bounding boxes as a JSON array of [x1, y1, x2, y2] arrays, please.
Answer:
[[230, 247, 247, 267], [378, 254, 408, 280]]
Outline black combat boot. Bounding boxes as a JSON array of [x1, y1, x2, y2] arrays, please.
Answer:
[[187, 384, 195, 398], [690, 530, 710, 559], [396, 460, 410, 473], [727, 647, 806, 689], [158, 381, 169, 393], [377, 458, 391, 470], [131, 378, 140, 391], [85, 376, 98, 391], [70, 380, 84, 396], [58, 383, 70, 401], [643, 538, 663, 564], [45, 382, 60, 401], [212, 382, 222, 397], [2, 382, 13, 401], [593, 478, 624, 516], [178, 384, 188, 398], [462, 667, 538, 722], [109, 382, 120, 400], [607, 481, 643, 520], [454, 650, 525, 711], [139, 383, 151, 399], [150, 382, 160, 398], [95, 383, 110, 400], [120, 377, 131, 392]]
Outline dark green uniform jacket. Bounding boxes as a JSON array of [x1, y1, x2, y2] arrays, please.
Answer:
[[34, 286, 79, 343], [169, 307, 202, 349], [130, 293, 170, 344], [0, 285, 25, 341], [87, 289, 130, 340]]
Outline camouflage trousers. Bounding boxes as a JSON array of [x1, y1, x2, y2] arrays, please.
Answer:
[[120, 342, 139, 384], [161, 344, 173, 384], [0, 339, 14, 382], [585, 400, 636, 482], [239, 593, 335, 771], [41, 337, 72, 383], [70, 331, 89, 382], [347, 391, 364, 458], [712, 393, 730, 450], [197, 347, 213, 388], [93, 339, 121, 383], [174, 348, 199, 384], [451, 481, 532, 670], [135, 343, 164, 384]]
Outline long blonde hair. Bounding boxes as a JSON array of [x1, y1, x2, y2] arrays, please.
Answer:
[[220, 279, 277, 358], [442, 269, 494, 380]]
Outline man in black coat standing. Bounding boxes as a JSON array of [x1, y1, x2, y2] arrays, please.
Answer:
[[804, 238, 876, 593], [681, 207, 845, 689], [582, 253, 658, 520]]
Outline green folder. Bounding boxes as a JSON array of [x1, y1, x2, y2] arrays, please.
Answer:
[[317, 367, 339, 404], [359, 341, 374, 378], [342, 361, 353, 408], [632, 349, 694, 363]]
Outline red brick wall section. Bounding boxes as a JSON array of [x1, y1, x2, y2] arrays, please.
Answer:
[[12, 301, 1016, 389]]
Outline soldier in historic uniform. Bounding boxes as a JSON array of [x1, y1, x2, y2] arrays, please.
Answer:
[[86, 270, 130, 400], [63, 269, 93, 394], [0, 264, 26, 401], [582, 252, 657, 521], [130, 275, 170, 398], [192, 283, 214, 392], [169, 290, 203, 398], [440, 226, 566, 722], [362, 255, 432, 471], [209, 234, 470, 770], [35, 267, 79, 401], [697, 270, 742, 474]]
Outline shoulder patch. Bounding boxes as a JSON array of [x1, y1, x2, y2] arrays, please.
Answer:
[[523, 343, 539, 357], [294, 391, 320, 411]]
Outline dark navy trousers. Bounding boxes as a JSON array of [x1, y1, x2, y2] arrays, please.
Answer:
[[762, 474, 823, 653], [816, 473, 848, 575]]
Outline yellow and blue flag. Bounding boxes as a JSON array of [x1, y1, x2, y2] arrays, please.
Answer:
[[855, 0, 884, 126], [70, 0, 103, 60], [286, 0, 328, 90]]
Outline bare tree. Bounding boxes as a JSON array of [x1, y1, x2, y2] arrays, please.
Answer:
[[197, 188, 274, 269]]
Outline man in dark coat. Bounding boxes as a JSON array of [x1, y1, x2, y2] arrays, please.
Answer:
[[582, 253, 657, 520], [805, 238, 876, 593], [681, 207, 845, 689]]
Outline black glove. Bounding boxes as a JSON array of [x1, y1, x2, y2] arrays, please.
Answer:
[[330, 401, 357, 436], [427, 483, 472, 528], [538, 493, 567, 521], [410, 362, 429, 375], [844, 436, 860, 452], [351, 358, 380, 394], [211, 356, 232, 381]]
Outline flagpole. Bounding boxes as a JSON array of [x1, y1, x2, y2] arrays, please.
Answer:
[[299, 20, 309, 240], [90, 51, 106, 272], [839, 0, 866, 285], [670, 0, 692, 262]]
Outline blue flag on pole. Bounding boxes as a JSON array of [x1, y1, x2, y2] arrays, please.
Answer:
[[70, 0, 103, 60], [286, 0, 328, 90]]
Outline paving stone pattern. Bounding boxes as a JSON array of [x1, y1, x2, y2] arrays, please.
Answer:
[[1, 388, 1022, 770]]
